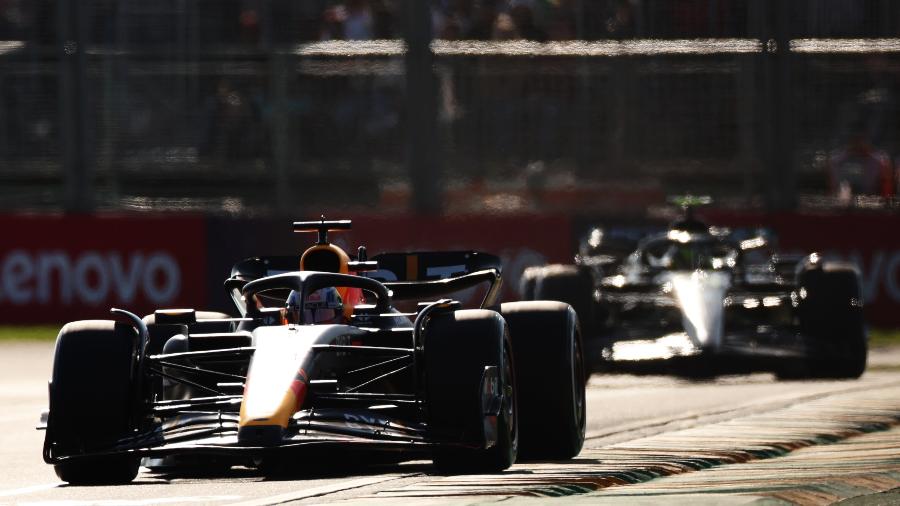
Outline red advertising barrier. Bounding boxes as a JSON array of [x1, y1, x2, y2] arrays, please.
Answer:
[[0, 215, 207, 324], [7, 211, 893, 327], [707, 210, 900, 327]]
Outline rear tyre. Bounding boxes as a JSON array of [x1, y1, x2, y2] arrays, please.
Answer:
[[528, 265, 596, 338], [425, 310, 518, 473], [519, 267, 538, 301], [501, 301, 585, 460], [48, 321, 141, 485], [793, 263, 867, 379]]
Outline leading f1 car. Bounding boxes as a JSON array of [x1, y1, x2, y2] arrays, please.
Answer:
[[523, 198, 868, 379], [40, 219, 586, 484]]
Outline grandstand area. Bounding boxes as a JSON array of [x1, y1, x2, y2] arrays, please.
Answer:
[[1, 2, 898, 214]]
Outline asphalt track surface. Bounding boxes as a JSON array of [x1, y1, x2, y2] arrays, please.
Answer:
[[2, 342, 899, 505]]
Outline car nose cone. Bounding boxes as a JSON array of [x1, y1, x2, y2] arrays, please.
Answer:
[[667, 271, 731, 350]]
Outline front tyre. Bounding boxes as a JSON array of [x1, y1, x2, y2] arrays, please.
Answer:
[[55, 456, 141, 485], [425, 310, 518, 473], [47, 321, 141, 485]]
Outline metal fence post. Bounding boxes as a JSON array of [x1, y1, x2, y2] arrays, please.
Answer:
[[574, 0, 589, 175], [58, 0, 93, 213], [270, 53, 291, 214], [404, 0, 441, 215], [261, 0, 291, 214], [762, 0, 796, 211]]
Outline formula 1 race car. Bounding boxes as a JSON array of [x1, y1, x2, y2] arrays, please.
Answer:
[[523, 199, 867, 379], [40, 219, 586, 485]]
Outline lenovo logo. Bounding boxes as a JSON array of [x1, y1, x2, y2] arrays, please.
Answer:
[[827, 249, 900, 304], [0, 250, 181, 306]]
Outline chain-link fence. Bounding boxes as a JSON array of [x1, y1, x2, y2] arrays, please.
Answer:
[[1, 1, 898, 214]]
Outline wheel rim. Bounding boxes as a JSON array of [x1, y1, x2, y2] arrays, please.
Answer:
[[573, 333, 586, 431], [503, 341, 518, 452]]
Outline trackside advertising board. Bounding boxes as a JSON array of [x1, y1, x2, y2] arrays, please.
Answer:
[[0, 215, 207, 324], [2, 213, 897, 327]]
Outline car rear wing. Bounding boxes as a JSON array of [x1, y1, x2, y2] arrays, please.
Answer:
[[368, 251, 500, 282], [226, 251, 503, 312], [367, 251, 502, 308], [228, 251, 501, 281]]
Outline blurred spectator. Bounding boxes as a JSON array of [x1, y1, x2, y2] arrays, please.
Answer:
[[603, 0, 637, 38], [2, 1, 772, 46], [238, 6, 260, 44], [827, 119, 894, 204], [344, 0, 374, 40], [0, 0, 29, 39], [319, 0, 401, 40], [491, 12, 519, 40], [467, 0, 500, 40], [433, 0, 474, 40], [321, 0, 375, 40], [320, 5, 344, 40], [371, 0, 395, 38], [202, 80, 255, 160], [510, 1, 547, 41], [545, 0, 577, 40]]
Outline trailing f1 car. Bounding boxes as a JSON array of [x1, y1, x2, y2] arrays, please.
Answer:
[[523, 199, 867, 379], [40, 219, 586, 484]]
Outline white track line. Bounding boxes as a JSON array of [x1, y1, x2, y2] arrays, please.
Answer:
[[227, 476, 402, 506], [19, 496, 242, 506], [0, 483, 61, 498]]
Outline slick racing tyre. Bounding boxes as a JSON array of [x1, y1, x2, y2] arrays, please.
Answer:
[[47, 321, 141, 485], [795, 262, 867, 379], [425, 310, 518, 473], [501, 301, 586, 460], [519, 267, 538, 301], [527, 264, 596, 338]]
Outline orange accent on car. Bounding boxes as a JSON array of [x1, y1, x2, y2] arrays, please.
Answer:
[[406, 254, 418, 281]]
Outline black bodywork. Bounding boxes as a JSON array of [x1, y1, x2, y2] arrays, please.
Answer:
[[42, 249, 510, 468]]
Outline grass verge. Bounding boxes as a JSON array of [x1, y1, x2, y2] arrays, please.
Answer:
[[869, 328, 900, 348], [0, 325, 59, 342]]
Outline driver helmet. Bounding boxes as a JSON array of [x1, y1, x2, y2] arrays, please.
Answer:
[[670, 243, 693, 269], [285, 287, 344, 324], [667, 242, 708, 270], [299, 244, 363, 319]]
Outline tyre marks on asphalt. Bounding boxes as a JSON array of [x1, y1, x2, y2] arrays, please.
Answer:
[[589, 425, 900, 505], [584, 374, 900, 446], [225, 476, 409, 506], [326, 386, 900, 503]]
